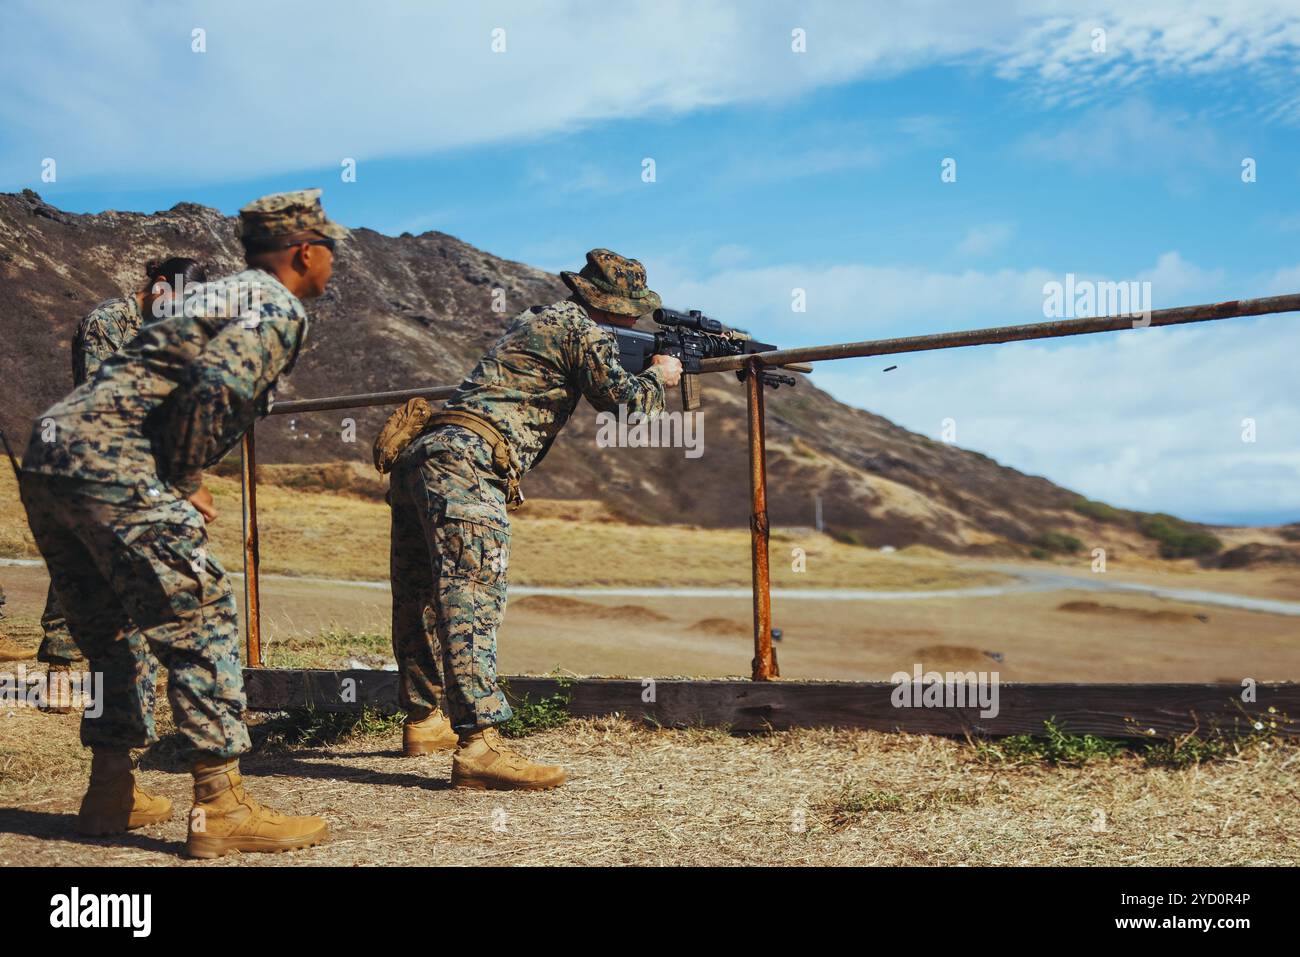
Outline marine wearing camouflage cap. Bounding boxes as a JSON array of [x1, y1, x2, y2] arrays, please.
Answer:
[[239, 188, 349, 249], [561, 248, 662, 317]]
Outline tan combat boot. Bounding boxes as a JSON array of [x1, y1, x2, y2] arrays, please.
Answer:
[[402, 708, 459, 755], [0, 634, 32, 662], [187, 757, 329, 859], [39, 662, 73, 714], [451, 727, 566, 791], [76, 749, 173, 836]]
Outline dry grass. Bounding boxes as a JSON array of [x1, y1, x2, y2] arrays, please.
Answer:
[[0, 464, 1006, 591], [1, 679, 1296, 866]]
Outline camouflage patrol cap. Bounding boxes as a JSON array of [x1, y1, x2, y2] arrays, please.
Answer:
[[561, 248, 662, 317], [239, 188, 348, 248]]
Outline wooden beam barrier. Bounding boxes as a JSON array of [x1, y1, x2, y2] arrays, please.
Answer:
[[242, 670, 1300, 739]]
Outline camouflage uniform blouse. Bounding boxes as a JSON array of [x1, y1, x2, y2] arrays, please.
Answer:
[[23, 269, 308, 497], [72, 294, 145, 385], [440, 299, 667, 474]]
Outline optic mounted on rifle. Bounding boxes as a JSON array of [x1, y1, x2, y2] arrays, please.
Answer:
[[611, 307, 799, 410]]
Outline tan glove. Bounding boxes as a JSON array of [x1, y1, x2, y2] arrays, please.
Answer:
[[373, 397, 434, 474]]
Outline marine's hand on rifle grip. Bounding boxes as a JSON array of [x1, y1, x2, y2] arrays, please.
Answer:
[[650, 353, 683, 388], [188, 484, 219, 524]]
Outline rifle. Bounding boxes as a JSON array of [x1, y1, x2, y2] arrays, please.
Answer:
[[611, 307, 808, 410]]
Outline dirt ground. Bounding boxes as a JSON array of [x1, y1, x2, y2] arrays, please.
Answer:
[[2, 702, 1296, 867], [4, 561, 1295, 681], [2, 470, 1297, 866]]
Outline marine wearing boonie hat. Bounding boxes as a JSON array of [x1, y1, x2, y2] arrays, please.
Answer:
[[561, 248, 662, 317], [239, 188, 349, 251]]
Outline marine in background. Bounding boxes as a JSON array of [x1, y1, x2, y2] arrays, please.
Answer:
[[37, 257, 207, 713]]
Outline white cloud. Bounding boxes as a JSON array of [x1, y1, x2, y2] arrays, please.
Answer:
[[709, 244, 750, 269], [2, 0, 1298, 185], [1265, 263, 1300, 295], [812, 317, 1300, 523], [956, 223, 1015, 258], [647, 251, 1230, 341], [1016, 99, 1230, 178]]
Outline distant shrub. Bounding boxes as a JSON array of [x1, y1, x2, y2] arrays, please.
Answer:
[[1139, 514, 1222, 558], [828, 527, 867, 547], [1034, 531, 1082, 554], [1073, 498, 1125, 524]]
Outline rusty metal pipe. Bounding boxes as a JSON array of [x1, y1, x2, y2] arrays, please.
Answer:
[[239, 426, 262, 668], [746, 357, 779, 681], [268, 385, 458, 416], [700, 292, 1300, 373]]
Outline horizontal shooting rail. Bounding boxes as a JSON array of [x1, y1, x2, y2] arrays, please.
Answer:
[[268, 385, 457, 416], [699, 292, 1300, 372]]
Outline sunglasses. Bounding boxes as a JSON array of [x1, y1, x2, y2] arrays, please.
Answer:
[[279, 237, 335, 253]]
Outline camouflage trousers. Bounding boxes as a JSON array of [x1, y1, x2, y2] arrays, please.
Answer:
[[18, 473, 249, 759], [37, 583, 82, 664], [389, 426, 514, 731]]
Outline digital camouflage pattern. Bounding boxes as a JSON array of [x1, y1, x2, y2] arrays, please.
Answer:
[[20, 476, 248, 757], [391, 300, 666, 730], [390, 428, 512, 730], [71, 295, 145, 385], [560, 248, 662, 318], [38, 592, 78, 664], [240, 188, 349, 246], [23, 268, 308, 496], [40, 293, 149, 664], [19, 266, 310, 757], [438, 299, 667, 474]]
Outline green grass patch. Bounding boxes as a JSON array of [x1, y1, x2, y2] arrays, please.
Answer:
[[254, 705, 404, 751], [973, 709, 1294, 768], [1131, 704, 1293, 769], [498, 674, 574, 738], [975, 718, 1123, 765]]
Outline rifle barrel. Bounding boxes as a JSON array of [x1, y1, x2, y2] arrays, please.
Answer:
[[699, 292, 1300, 373]]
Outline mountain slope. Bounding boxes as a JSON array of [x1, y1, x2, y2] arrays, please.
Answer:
[[0, 190, 1202, 556]]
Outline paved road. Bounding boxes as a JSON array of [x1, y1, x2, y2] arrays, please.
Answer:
[[7, 557, 1298, 615]]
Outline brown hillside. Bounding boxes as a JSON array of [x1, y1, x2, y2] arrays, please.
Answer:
[[0, 189, 1201, 555]]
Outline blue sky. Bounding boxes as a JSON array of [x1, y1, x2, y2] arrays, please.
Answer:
[[2, 1, 1299, 524]]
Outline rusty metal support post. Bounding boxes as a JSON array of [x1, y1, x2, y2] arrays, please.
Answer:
[[240, 425, 263, 668], [745, 359, 779, 680]]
